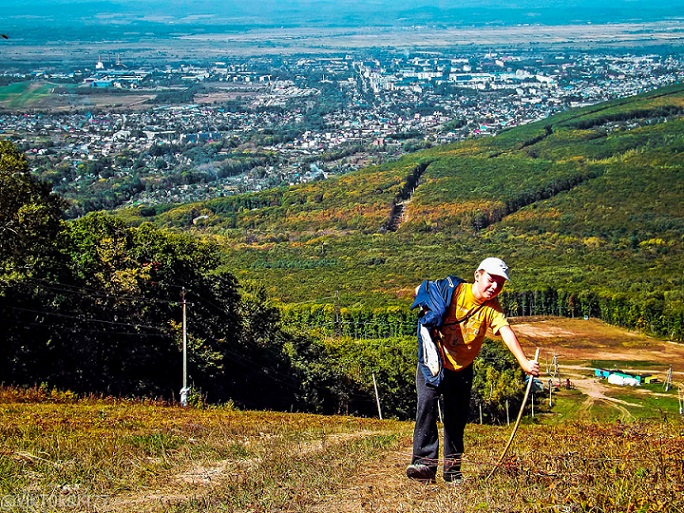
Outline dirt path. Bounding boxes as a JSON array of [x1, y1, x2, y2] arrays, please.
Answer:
[[102, 430, 394, 512], [308, 445, 420, 513], [569, 376, 640, 421], [512, 317, 684, 422]]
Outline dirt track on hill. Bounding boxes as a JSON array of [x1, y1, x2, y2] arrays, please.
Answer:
[[511, 317, 684, 376], [510, 317, 684, 422]]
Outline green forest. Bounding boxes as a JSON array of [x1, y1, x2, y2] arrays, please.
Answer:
[[2, 84, 683, 419], [121, 84, 684, 341]]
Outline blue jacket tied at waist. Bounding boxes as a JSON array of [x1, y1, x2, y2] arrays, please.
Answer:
[[410, 275, 463, 387]]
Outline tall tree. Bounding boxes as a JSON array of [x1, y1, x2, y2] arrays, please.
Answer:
[[0, 141, 66, 284], [0, 141, 68, 384]]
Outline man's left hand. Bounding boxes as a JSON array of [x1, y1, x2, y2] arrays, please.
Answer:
[[525, 359, 540, 377]]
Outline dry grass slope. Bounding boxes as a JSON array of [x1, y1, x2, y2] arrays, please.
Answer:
[[1, 317, 683, 512]]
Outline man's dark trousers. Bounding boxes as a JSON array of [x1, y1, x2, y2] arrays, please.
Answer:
[[411, 364, 473, 477]]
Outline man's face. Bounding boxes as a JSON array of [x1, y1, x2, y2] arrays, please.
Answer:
[[473, 270, 506, 301]]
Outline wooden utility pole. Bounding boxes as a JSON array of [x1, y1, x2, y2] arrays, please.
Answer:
[[531, 392, 535, 418], [180, 288, 189, 407], [372, 373, 382, 420], [549, 353, 560, 387], [664, 367, 673, 392], [334, 290, 341, 337]]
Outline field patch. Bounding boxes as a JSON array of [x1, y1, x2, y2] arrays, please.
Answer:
[[0, 81, 155, 111], [512, 317, 684, 374], [0, 81, 55, 109]]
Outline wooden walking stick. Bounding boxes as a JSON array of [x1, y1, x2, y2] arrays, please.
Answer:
[[485, 348, 540, 481]]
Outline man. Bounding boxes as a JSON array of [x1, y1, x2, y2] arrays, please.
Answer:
[[407, 257, 540, 483]]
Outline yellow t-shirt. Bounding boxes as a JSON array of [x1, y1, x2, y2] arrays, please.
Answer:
[[436, 283, 509, 371]]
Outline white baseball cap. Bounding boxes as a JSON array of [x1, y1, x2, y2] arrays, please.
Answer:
[[477, 257, 510, 281]]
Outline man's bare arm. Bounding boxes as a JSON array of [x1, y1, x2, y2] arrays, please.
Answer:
[[498, 325, 540, 376]]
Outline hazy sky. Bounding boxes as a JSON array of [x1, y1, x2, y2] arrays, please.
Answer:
[[4, 0, 684, 27], [2, 1, 682, 63]]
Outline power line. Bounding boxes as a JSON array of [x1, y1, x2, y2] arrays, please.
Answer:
[[13, 318, 171, 339], [0, 304, 169, 332], [183, 287, 232, 316], [20, 277, 179, 306]]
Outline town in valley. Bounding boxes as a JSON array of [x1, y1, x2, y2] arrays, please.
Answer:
[[1, 44, 682, 215]]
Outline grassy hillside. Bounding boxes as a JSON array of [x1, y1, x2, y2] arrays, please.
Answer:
[[2, 318, 682, 512], [3, 395, 682, 513], [118, 85, 684, 338], [3, 315, 684, 513]]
